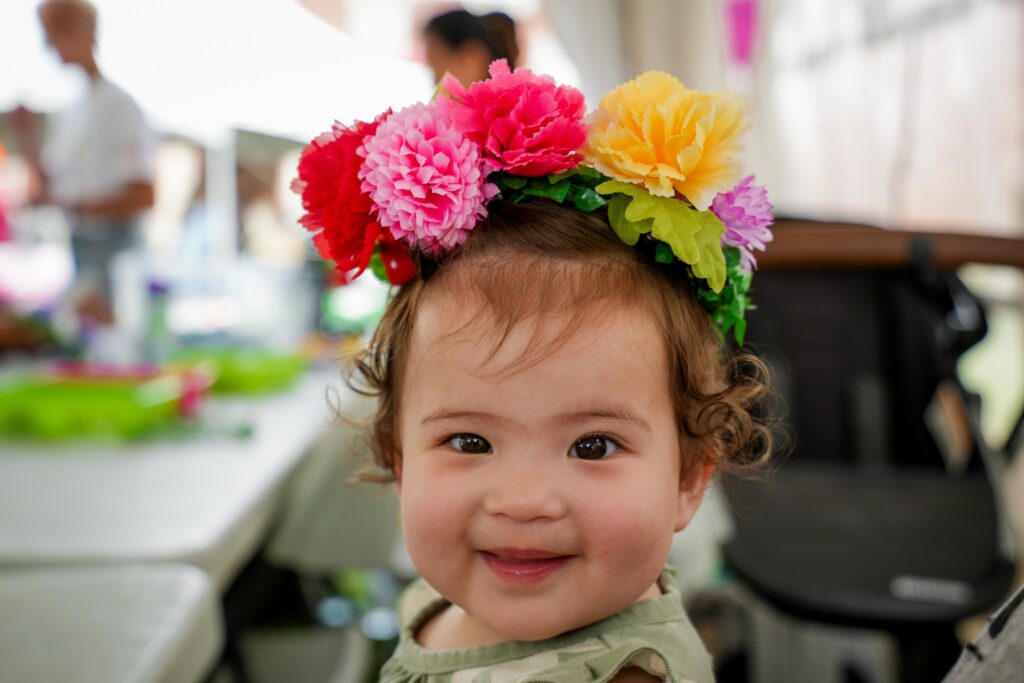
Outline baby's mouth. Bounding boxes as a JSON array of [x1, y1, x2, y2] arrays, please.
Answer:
[[479, 548, 574, 583]]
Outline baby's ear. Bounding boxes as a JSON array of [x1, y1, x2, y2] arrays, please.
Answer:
[[674, 456, 714, 533]]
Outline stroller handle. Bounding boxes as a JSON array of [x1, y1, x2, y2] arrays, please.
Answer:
[[760, 222, 1024, 271]]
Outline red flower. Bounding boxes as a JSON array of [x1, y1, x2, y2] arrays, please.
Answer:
[[378, 234, 416, 285], [437, 59, 587, 177], [292, 112, 413, 284]]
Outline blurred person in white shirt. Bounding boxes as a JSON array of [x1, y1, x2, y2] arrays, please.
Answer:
[[25, 0, 155, 326]]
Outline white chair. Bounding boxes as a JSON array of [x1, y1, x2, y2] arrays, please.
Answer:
[[251, 399, 403, 683], [267, 404, 400, 575]]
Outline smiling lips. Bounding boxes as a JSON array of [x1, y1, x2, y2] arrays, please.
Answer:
[[481, 548, 573, 583]]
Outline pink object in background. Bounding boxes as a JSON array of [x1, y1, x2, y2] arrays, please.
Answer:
[[0, 203, 10, 242], [0, 145, 9, 242], [725, 0, 758, 67]]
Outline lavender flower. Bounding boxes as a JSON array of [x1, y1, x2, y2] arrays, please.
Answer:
[[711, 175, 774, 270]]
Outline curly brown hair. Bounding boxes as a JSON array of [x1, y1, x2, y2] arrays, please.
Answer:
[[346, 198, 773, 483]]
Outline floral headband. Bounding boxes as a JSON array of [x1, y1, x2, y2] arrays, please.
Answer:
[[292, 60, 773, 343]]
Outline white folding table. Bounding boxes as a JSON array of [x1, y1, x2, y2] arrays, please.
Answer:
[[0, 563, 222, 683], [0, 369, 342, 589]]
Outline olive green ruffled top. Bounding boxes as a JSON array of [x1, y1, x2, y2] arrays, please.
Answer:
[[379, 568, 714, 682]]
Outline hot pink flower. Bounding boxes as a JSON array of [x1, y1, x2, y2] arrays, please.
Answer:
[[359, 102, 497, 253], [437, 59, 587, 177], [711, 175, 774, 270]]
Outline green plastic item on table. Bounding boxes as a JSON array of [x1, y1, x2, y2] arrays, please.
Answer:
[[0, 374, 184, 440], [170, 348, 307, 394]]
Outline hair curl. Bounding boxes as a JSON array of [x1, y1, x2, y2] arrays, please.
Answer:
[[345, 199, 773, 483]]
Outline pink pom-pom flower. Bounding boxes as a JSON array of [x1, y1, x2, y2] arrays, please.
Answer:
[[437, 59, 587, 177], [711, 175, 774, 271], [292, 114, 404, 283], [359, 102, 498, 253]]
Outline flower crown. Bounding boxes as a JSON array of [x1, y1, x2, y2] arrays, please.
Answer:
[[292, 60, 773, 343]]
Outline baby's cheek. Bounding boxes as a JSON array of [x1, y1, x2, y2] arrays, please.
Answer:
[[589, 496, 675, 567], [400, 475, 470, 574], [401, 484, 440, 551]]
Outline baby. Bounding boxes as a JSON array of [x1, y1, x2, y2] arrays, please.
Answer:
[[294, 61, 773, 682]]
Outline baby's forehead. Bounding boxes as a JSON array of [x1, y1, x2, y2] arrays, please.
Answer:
[[406, 283, 666, 380]]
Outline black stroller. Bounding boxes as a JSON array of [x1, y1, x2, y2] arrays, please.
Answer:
[[722, 220, 1023, 682]]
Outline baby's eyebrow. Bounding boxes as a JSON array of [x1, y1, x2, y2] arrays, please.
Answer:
[[421, 409, 503, 425], [556, 409, 652, 433], [420, 408, 651, 432]]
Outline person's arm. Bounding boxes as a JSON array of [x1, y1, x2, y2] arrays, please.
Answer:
[[10, 106, 53, 206], [24, 161, 53, 207], [73, 180, 154, 219]]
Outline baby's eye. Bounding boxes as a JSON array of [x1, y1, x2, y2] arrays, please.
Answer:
[[569, 435, 620, 461], [446, 433, 493, 454]]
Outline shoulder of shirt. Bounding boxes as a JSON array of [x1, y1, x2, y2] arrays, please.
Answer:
[[397, 577, 446, 628], [94, 78, 145, 113]]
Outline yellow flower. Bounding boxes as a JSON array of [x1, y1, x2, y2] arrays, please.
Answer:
[[584, 71, 746, 207]]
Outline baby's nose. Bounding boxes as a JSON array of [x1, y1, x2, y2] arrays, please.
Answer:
[[481, 459, 568, 523]]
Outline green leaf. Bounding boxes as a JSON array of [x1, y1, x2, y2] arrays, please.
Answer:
[[606, 194, 649, 246], [568, 186, 606, 212], [491, 169, 612, 209], [549, 179, 572, 202], [594, 179, 632, 197], [367, 249, 388, 282], [596, 180, 727, 292], [572, 166, 606, 186], [499, 174, 528, 190], [654, 242, 675, 263], [733, 318, 747, 345], [728, 296, 745, 319], [698, 246, 757, 345], [522, 179, 571, 203], [546, 170, 576, 184]]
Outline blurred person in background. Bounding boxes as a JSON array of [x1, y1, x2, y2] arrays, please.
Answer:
[[20, 0, 155, 326], [480, 12, 519, 70], [422, 8, 519, 86]]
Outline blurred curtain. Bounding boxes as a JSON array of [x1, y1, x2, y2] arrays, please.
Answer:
[[543, 0, 727, 107], [545, 0, 1024, 235], [619, 0, 727, 91], [541, 0, 631, 106], [751, 0, 1024, 233]]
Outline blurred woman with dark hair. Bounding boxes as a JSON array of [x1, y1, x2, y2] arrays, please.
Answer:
[[480, 12, 519, 70], [422, 8, 519, 86]]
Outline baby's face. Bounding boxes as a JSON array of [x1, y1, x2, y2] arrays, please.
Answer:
[[396, 293, 707, 641]]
